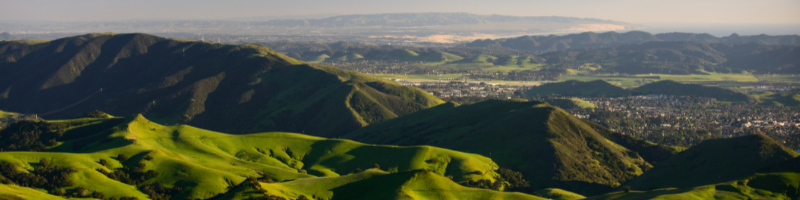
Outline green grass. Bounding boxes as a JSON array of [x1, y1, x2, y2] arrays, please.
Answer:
[[0, 114, 516, 199], [0, 184, 88, 200], [639, 72, 759, 82], [0, 110, 15, 119]]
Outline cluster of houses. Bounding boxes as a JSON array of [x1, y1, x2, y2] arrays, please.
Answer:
[[393, 79, 531, 99], [741, 120, 800, 128]]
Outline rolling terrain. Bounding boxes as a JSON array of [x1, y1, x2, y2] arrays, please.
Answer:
[[0, 33, 442, 136], [0, 114, 539, 200], [588, 134, 799, 200], [344, 100, 680, 195]]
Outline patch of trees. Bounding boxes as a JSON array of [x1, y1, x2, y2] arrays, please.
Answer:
[[461, 179, 502, 190], [0, 160, 75, 190], [0, 121, 67, 151], [460, 168, 530, 192], [139, 182, 183, 200], [97, 154, 182, 200], [497, 168, 531, 191], [97, 162, 158, 185], [81, 109, 112, 118]]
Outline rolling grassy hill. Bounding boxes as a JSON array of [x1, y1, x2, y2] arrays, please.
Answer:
[[623, 134, 798, 191], [0, 114, 538, 199], [528, 80, 632, 97], [588, 135, 800, 200], [0, 33, 443, 136], [633, 80, 753, 102], [220, 169, 545, 200], [344, 100, 680, 195]]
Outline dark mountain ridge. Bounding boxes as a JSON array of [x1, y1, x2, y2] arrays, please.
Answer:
[[0, 33, 443, 136]]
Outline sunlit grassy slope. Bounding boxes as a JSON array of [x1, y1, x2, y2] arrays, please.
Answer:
[[0, 33, 443, 136], [544, 98, 597, 110], [220, 169, 545, 200], [0, 184, 78, 200], [0, 115, 525, 199]]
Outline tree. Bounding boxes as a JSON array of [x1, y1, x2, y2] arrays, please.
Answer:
[[354, 168, 363, 173], [372, 163, 380, 169], [117, 154, 128, 162], [623, 186, 631, 193], [296, 195, 310, 200], [99, 159, 108, 167]]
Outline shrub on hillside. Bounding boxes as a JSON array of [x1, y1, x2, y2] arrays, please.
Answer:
[[498, 168, 531, 191]]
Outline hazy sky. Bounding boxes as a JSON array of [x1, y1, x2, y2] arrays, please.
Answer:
[[1, 0, 798, 24]]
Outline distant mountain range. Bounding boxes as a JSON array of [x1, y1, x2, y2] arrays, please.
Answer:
[[463, 31, 800, 52]]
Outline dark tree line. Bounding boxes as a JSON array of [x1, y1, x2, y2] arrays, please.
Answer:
[[0, 121, 67, 151]]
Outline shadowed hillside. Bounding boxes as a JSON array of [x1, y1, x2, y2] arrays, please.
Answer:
[[623, 134, 798, 191], [0, 33, 442, 136], [344, 100, 679, 195], [634, 80, 753, 102], [587, 135, 799, 200]]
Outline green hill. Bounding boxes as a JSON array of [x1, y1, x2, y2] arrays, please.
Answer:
[[623, 134, 798, 191], [588, 135, 800, 200], [0, 114, 538, 199], [750, 91, 800, 107], [634, 80, 753, 102], [528, 80, 631, 97], [586, 172, 800, 200], [344, 100, 678, 195], [0, 33, 443, 136]]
